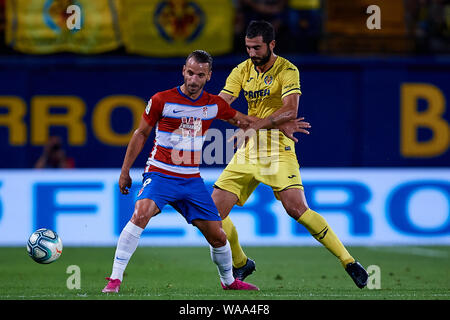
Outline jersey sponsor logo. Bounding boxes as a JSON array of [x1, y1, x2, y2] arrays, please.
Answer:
[[173, 109, 184, 113], [179, 116, 202, 137], [243, 89, 270, 100], [264, 75, 273, 86]]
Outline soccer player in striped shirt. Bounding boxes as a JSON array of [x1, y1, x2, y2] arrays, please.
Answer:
[[102, 50, 309, 293]]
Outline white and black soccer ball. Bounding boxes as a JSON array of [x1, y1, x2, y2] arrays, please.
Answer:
[[27, 228, 63, 264]]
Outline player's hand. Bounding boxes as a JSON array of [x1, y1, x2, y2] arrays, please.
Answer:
[[119, 171, 132, 195], [278, 117, 311, 143], [234, 115, 259, 129], [228, 114, 276, 148]]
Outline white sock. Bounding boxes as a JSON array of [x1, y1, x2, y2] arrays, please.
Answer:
[[110, 221, 144, 281], [210, 241, 235, 286]]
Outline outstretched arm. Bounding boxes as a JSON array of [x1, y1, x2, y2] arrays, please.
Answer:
[[119, 117, 153, 194], [219, 91, 309, 143], [228, 93, 311, 147], [228, 110, 257, 129], [220, 91, 302, 130], [251, 93, 300, 130], [278, 117, 311, 143], [219, 92, 256, 129]]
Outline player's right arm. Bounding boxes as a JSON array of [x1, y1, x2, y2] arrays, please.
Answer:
[[220, 64, 243, 101], [119, 95, 162, 194], [219, 66, 258, 128], [119, 117, 153, 194]]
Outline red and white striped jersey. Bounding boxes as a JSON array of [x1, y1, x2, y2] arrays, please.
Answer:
[[142, 86, 237, 178]]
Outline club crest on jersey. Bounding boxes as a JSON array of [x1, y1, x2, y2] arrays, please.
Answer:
[[264, 75, 273, 86], [202, 106, 208, 117]]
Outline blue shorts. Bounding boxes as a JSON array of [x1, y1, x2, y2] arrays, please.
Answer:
[[135, 172, 221, 224]]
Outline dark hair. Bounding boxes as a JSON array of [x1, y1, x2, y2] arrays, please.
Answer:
[[186, 50, 213, 70], [246, 20, 275, 44]]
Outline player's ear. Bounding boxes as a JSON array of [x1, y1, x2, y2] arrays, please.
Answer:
[[182, 65, 186, 76], [207, 70, 212, 82], [269, 40, 276, 51]]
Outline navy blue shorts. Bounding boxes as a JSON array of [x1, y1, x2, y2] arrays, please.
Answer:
[[135, 172, 221, 224]]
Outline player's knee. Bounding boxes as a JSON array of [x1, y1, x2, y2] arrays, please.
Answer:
[[211, 187, 219, 200], [130, 207, 151, 228], [211, 188, 236, 219], [211, 188, 222, 204], [285, 204, 308, 220], [131, 200, 159, 227], [130, 211, 149, 228], [209, 231, 227, 248]]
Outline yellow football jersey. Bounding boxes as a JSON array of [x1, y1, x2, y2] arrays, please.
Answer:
[[221, 56, 302, 158]]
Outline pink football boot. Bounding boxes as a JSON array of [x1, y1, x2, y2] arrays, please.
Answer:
[[221, 279, 259, 291], [102, 277, 121, 293]]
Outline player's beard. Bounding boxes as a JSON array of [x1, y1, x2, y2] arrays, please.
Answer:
[[186, 81, 204, 96], [251, 46, 272, 67]]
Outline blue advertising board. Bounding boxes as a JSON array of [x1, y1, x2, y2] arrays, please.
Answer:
[[0, 168, 448, 246]]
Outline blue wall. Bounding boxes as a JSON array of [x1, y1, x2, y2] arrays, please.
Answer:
[[0, 55, 449, 168]]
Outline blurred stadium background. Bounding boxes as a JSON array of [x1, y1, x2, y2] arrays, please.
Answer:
[[0, 0, 449, 254]]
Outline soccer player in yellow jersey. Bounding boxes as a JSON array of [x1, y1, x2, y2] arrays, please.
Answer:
[[212, 20, 369, 288]]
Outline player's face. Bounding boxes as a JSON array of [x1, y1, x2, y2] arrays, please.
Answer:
[[182, 58, 211, 96], [245, 36, 274, 66]]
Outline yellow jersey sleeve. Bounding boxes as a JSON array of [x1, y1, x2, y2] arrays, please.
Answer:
[[221, 65, 244, 98], [280, 66, 302, 99]]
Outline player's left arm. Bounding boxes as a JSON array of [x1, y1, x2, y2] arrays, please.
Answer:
[[219, 84, 299, 129], [249, 93, 300, 130], [246, 94, 311, 143], [229, 93, 308, 147]]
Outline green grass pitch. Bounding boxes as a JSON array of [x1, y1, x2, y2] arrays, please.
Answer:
[[1, 246, 449, 300]]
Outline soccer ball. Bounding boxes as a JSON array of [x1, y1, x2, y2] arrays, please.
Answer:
[[27, 228, 63, 264]]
